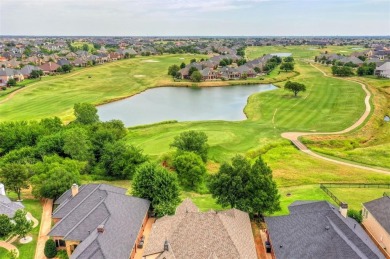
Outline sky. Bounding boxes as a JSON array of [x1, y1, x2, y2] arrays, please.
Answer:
[[0, 0, 389, 36]]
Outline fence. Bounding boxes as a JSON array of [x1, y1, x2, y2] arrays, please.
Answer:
[[320, 183, 390, 189], [319, 183, 390, 206], [320, 184, 342, 206]]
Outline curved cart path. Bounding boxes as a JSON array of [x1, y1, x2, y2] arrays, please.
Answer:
[[282, 63, 390, 175]]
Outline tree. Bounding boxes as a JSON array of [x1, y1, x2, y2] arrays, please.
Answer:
[[56, 66, 64, 73], [347, 209, 363, 223], [44, 239, 57, 258], [82, 44, 89, 52], [209, 155, 280, 216], [170, 131, 208, 162], [283, 56, 294, 62], [219, 60, 227, 67], [190, 58, 196, 63], [7, 79, 16, 87], [98, 141, 146, 179], [180, 62, 186, 69], [173, 152, 206, 190], [254, 67, 261, 73], [62, 64, 73, 73], [331, 65, 354, 77], [124, 52, 130, 59], [280, 62, 294, 72], [132, 162, 180, 216], [63, 127, 94, 162], [0, 164, 30, 200], [190, 71, 202, 82], [31, 155, 84, 199], [188, 66, 198, 76], [237, 59, 246, 66], [0, 215, 13, 237], [30, 70, 43, 79], [74, 103, 99, 125], [13, 210, 33, 239], [284, 81, 306, 97], [168, 64, 180, 77]]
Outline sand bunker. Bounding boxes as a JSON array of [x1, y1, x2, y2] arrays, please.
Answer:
[[142, 60, 160, 63], [134, 75, 146, 78]]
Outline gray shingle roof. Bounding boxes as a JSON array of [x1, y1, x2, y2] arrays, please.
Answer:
[[144, 200, 257, 259], [363, 196, 390, 233], [265, 201, 385, 259], [49, 184, 150, 259], [0, 195, 24, 217]]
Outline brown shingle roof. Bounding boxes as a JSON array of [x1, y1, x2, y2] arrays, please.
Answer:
[[144, 200, 257, 259]]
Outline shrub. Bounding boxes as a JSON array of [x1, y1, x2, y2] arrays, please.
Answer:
[[44, 239, 57, 258], [347, 209, 363, 223], [1, 86, 7, 91], [0, 215, 13, 237]]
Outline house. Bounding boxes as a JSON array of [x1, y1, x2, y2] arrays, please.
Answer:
[[0, 183, 24, 218], [375, 62, 390, 78], [72, 58, 88, 67], [362, 196, 390, 256], [338, 56, 364, 66], [0, 68, 24, 86], [143, 199, 257, 259], [57, 58, 71, 66], [200, 67, 218, 80], [265, 201, 384, 259], [39, 62, 60, 74], [19, 65, 42, 78], [49, 184, 150, 259]]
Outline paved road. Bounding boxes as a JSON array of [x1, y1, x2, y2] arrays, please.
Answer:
[[0, 241, 19, 257], [34, 199, 53, 259], [282, 63, 390, 175]]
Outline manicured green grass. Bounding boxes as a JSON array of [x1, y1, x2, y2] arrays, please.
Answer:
[[0, 54, 207, 122], [246, 45, 367, 60], [0, 247, 9, 258], [303, 63, 390, 169], [329, 187, 389, 211], [0, 195, 43, 259]]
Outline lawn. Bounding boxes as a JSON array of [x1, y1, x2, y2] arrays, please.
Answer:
[[245, 45, 368, 60], [302, 63, 390, 169], [0, 195, 43, 259]]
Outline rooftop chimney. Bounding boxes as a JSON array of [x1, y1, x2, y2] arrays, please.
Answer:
[[97, 225, 104, 233], [71, 183, 79, 197], [164, 240, 169, 251], [339, 202, 348, 218]]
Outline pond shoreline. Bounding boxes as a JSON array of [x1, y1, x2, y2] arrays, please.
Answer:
[[95, 71, 299, 107]]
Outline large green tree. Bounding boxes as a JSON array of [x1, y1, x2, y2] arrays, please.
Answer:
[[31, 155, 84, 199], [98, 142, 146, 179], [280, 62, 294, 72], [132, 162, 180, 216], [168, 65, 180, 77], [209, 155, 280, 216], [0, 164, 30, 200], [170, 131, 208, 162], [73, 103, 99, 125], [63, 127, 94, 162], [173, 152, 206, 190], [284, 81, 306, 97], [190, 71, 202, 82]]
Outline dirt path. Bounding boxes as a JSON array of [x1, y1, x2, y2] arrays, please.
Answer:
[[281, 63, 390, 175], [34, 199, 53, 259]]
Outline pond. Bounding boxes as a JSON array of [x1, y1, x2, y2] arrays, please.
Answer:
[[97, 84, 277, 127], [385, 115, 390, 122], [270, 53, 292, 57]]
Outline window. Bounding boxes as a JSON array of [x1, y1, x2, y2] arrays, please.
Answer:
[[55, 239, 66, 248]]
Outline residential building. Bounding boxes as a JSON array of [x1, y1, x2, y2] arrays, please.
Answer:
[[0, 67, 24, 86], [49, 184, 150, 259], [362, 196, 390, 257], [143, 198, 257, 259], [39, 62, 60, 74], [0, 184, 24, 218], [265, 201, 385, 259], [375, 62, 390, 78]]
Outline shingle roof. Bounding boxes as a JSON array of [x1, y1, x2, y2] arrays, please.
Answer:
[[363, 196, 390, 233], [49, 184, 150, 259], [265, 201, 385, 259], [144, 200, 257, 259], [0, 195, 24, 217]]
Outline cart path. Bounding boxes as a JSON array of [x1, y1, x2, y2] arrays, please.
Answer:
[[34, 199, 53, 259], [281, 63, 390, 175]]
